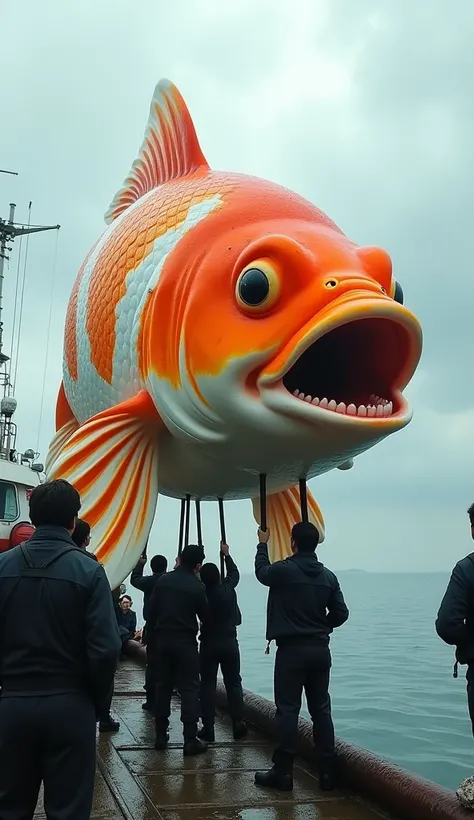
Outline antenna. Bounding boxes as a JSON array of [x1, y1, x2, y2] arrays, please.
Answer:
[[0, 171, 60, 461]]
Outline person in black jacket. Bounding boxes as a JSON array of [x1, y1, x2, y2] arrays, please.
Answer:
[[71, 517, 93, 553], [148, 543, 209, 755], [198, 541, 247, 743], [0, 479, 121, 820], [254, 521, 349, 793], [436, 503, 474, 733], [131, 552, 168, 710], [72, 517, 121, 732]]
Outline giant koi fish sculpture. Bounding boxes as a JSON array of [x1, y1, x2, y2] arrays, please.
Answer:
[[46, 79, 422, 588]]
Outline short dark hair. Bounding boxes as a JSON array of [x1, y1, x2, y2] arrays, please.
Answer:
[[291, 521, 319, 553], [468, 504, 474, 527], [29, 479, 81, 529], [121, 594, 132, 603], [151, 555, 167, 573], [180, 544, 205, 569], [199, 562, 220, 586], [71, 518, 90, 548]]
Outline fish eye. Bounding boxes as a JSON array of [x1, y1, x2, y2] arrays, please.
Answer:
[[381, 286, 386, 294], [325, 279, 338, 289], [393, 280, 404, 305], [236, 261, 280, 312], [390, 279, 404, 304]]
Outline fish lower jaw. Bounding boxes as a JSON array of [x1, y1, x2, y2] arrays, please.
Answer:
[[291, 390, 393, 418]]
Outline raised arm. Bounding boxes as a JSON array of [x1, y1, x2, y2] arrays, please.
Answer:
[[254, 529, 287, 587], [220, 542, 240, 589], [130, 557, 147, 591]]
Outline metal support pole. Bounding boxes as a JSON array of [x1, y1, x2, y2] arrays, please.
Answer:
[[184, 494, 191, 548], [217, 498, 226, 580], [195, 499, 203, 547], [177, 498, 186, 556], [259, 474, 267, 531], [299, 477, 308, 522]]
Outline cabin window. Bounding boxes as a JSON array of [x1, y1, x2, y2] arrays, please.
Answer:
[[0, 482, 18, 521]]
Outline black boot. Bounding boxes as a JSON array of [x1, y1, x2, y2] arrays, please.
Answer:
[[254, 766, 293, 791], [198, 725, 215, 743], [233, 719, 248, 740], [183, 738, 208, 756], [154, 732, 170, 751], [99, 715, 120, 733], [318, 756, 336, 791]]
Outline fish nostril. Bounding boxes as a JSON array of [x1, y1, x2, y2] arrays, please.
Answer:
[[325, 279, 338, 289]]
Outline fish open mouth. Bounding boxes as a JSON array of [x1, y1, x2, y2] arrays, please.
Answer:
[[280, 317, 416, 419]]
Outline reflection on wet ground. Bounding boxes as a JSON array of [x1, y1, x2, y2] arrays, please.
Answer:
[[35, 659, 392, 819]]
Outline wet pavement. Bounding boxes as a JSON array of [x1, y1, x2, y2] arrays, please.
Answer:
[[35, 658, 393, 819]]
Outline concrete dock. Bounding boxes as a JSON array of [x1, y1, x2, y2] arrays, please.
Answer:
[[34, 657, 394, 819]]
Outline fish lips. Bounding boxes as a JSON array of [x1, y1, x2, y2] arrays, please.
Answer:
[[258, 293, 423, 433]]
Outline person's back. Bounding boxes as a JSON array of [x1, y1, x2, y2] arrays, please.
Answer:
[[254, 521, 348, 794], [258, 548, 348, 647], [150, 544, 209, 757], [199, 548, 241, 642], [198, 543, 247, 743], [436, 504, 474, 758], [150, 554, 207, 639], [130, 553, 168, 623], [0, 479, 121, 820]]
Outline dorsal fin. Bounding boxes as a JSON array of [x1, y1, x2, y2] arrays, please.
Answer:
[[104, 79, 210, 224]]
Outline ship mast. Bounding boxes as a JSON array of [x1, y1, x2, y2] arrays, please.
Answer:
[[0, 170, 60, 461]]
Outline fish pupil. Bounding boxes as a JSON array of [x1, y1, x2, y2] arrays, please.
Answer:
[[238, 268, 269, 306], [393, 280, 404, 305]]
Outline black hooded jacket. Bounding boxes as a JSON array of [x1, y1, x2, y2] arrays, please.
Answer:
[[199, 554, 242, 642], [255, 543, 349, 645], [0, 526, 121, 707], [436, 552, 474, 664], [130, 561, 165, 623]]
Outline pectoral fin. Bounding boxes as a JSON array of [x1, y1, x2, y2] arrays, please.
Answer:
[[46, 391, 162, 589], [252, 484, 325, 563], [45, 382, 80, 476]]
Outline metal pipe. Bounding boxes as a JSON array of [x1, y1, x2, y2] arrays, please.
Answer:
[[259, 474, 267, 531], [184, 494, 191, 548], [299, 477, 308, 522], [177, 498, 185, 556], [195, 499, 202, 546], [217, 498, 226, 580]]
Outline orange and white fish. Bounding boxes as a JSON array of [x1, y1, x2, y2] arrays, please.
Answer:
[[46, 79, 422, 588]]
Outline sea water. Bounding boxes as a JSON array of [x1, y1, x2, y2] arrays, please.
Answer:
[[128, 571, 472, 791]]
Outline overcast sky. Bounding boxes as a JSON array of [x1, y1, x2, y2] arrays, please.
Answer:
[[0, 0, 472, 573]]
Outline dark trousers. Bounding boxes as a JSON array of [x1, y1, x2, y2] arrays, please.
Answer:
[[97, 680, 114, 722], [145, 638, 156, 705], [200, 637, 244, 727], [0, 692, 96, 820], [154, 638, 200, 741], [272, 643, 335, 773], [467, 666, 474, 735]]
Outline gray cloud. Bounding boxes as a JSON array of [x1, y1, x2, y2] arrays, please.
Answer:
[[0, 0, 472, 574]]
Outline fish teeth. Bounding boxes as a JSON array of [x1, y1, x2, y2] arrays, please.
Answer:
[[290, 391, 394, 418]]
